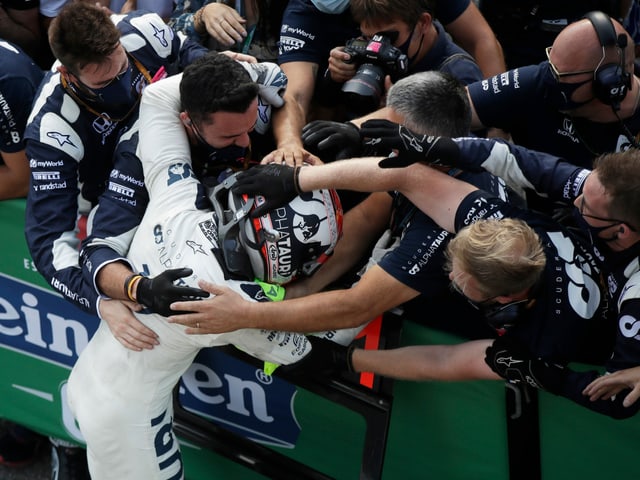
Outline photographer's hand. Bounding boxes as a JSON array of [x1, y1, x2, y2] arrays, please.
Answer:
[[327, 46, 356, 83]]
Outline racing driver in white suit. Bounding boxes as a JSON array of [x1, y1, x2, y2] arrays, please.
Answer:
[[67, 54, 347, 480]]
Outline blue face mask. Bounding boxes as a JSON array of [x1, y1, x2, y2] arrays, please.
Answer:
[[89, 62, 139, 110], [543, 62, 594, 111], [311, 0, 350, 14]]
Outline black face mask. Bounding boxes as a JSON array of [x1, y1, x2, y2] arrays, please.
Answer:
[[395, 25, 423, 66], [572, 208, 621, 243], [543, 62, 594, 111], [191, 138, 248, 181], [479, 299, 531, 331]]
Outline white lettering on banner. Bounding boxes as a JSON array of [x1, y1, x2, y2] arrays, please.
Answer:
[[181, 363, 274, 423], [0, 290, 89, 359], [23, 258, 38, 271]]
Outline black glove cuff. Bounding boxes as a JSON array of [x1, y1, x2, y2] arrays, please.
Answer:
[[346, 345, 356, 373], [124, 274, 143, 302], [293, 165, 303, 194]]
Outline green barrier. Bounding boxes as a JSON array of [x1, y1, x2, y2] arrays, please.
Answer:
[[2, 199, 640, 479]]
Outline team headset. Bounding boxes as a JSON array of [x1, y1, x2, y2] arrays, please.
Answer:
[[583, 11, 640, 148], [585, 10, 631, 110]]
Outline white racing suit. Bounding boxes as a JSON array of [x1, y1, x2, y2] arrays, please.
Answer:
[[67, 85, 359, 477]]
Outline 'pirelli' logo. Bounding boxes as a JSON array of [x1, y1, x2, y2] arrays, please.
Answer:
[[108, 181, 134, 198], [32, 171, 61, 181]]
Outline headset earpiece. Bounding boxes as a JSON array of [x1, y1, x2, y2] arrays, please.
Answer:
[[585, 11, 631, 110]]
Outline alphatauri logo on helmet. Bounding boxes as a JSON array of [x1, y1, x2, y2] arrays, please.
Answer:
[[265, 207, 294, 279], [295, 212, 322, 240]]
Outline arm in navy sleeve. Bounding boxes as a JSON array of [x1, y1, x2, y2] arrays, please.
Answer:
[[25, 140, 101, 315], [453, 137, 590, 203], [80, 128, 149, 297], [555, 369, 640, 419]]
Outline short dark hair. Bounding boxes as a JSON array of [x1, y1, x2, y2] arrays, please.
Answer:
[[593, 149, 640, 230], [350, 0, 434, 27], [387, 71, 471, 136], [48, 3, 121, 74], [180, 53, 260, 125]]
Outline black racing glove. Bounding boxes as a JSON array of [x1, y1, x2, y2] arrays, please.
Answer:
[[279, 336, 355, 378], [484, 336, 567, 395], [302, 120, 362, 161], [136, 268, 208, 317], [359, 119, 460, 168], [231, 163, 299, 217]]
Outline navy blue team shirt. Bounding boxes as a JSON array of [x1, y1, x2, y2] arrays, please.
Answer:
[[24, 11, 207, 316], [467, 62, 640, 168], [0, 41, 43, 156]]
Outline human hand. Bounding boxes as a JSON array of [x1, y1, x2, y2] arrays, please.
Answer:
[[99, 298, 159, 351], [262, 143, 322, 166], [135, 268, 209, 317], [220, 50, 257, 63], [168, 280, 252, 334], [230, 163, 299, 217], [484, 336, 567, 394], [200, 3, 247, 46], [327, 46, 356, 83], [302, 120, 362, 160], [359, 119, 459, 168], [583, 366, 640, 407]]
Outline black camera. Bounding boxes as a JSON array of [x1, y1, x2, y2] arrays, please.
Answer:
[[342, 34, 409, 114]]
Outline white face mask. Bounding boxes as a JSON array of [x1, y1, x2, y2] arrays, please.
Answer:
[[310, 0, 350, 14]]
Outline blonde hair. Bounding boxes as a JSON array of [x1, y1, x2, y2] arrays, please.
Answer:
[[445, 218, 546, 297]]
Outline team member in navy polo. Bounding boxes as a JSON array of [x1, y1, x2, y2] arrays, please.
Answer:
[[266, 0, 504, 164], [338, 121, 640, 418], [468, 11, 640, 167], [0, 40, 43, 200], [324, 0, 483, 109]]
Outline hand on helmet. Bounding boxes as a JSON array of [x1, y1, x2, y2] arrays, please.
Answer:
[[231, 163, 300, 217]]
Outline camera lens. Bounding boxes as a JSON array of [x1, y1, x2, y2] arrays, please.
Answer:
[[341, 63, 385, 115]]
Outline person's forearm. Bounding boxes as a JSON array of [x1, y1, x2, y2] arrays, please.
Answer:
[[272, 94, 306, 149], [352, 341, 498, 381], [296, 160, 474, 233], [96, 262, 136, 300], [245, 288, 373, 332], [466, 38, 506, 79], [297, 157, 402, 192], [444, 2, 506, 78]]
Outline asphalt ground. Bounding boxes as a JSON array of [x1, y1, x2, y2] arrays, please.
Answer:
[[0, 421, 50, 480]]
